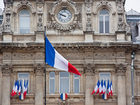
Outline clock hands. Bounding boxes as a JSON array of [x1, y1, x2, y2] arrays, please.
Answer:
[[59, 13, 66, 17]]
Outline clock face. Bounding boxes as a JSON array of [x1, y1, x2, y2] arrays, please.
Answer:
[[57, 9, 72, 23]]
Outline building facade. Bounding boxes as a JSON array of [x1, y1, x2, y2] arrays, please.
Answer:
[[0, 0, 140, 105]]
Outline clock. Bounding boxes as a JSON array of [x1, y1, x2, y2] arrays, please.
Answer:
[[57, 9, 72, 23]]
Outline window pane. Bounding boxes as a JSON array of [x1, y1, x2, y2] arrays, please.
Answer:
[[105, 16, 109, 33], [74, 74, 80, 93], [99, 73, 111, 81], [60, 72, 69, 93], [19, 10, 30, 34], [99, 16, 104, 33], [49, 72, 55, 94]]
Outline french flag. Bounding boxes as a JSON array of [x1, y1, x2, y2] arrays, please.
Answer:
[[18, 80, 22, 96], [91, 80, 100, 95], [11, 80, 19, 96], [60, 93, 68, 101], [109, 81, 113, 96], [99, 80, 103, 95], [23, 80, 28, 99], [45, 35, 81, 76], [103, 80, 106, 94]]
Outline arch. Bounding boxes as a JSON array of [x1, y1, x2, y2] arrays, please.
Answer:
[[14, 1, 35, 14]]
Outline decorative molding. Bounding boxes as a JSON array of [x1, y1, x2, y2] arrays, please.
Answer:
[[93, 0, 115, 15], [34, 64, 44, 76], [2, 64, 12, 75], [14, 0, 35, 14], [47, 0, 82, 32], [115, 64, 127, 75], [84, 63, 95, 75]]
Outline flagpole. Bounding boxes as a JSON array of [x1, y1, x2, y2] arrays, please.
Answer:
[[44, 26, 47, 105], [131, 51, 135, 105]]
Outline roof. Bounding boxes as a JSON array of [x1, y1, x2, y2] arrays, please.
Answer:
[[127, 9, 140, 16]]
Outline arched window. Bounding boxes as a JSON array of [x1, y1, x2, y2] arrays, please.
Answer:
[[19, 9, 30, 34], [99, 9, 109, 33]]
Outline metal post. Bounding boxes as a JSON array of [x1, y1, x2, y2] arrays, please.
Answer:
[[44, 26, 47, 105], [131, 51, 135, 105]]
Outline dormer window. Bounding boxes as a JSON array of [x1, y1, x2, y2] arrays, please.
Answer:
[[19, 9, 30, 34]]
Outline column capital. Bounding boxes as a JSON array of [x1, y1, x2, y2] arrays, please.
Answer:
[[2, 64, 12, 76], [84, 63, 95, 76], [34, 64, 45, 76], [115, 64, 127, 75]]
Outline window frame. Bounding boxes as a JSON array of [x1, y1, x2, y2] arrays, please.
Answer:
[[19, 9, 30, 34], [73, 74, 80, 94], [99, 72, 111, 81], [59, 72, 70, 94], [99, 9, 110, 34]]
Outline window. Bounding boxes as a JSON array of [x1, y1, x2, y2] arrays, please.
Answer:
[[19, 10, 30, 34], [18, 73, 29, 93], [99, 72, 111, 81], [60, 72, 70, 93], [73, 74, 80, 93], [49, 72, 55, 94], [99, 9, 109, 33], [0, 15, 3, 24]]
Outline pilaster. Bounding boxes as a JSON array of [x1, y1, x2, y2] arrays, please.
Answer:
[[116, 64, 127, 105], [2, 64, 12, 105], [84, 63, 95, 105], [35, 64, 44, 105]]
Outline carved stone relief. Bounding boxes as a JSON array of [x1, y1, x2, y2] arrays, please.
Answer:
[[117, 14, 125, 31], [47, 0, 82, 32], [84, 63, 95, 75], [115, 64, 127, 75], [85, 0, 93, 32], [34, 64, 44, 76], [2, 64, 12, 76]]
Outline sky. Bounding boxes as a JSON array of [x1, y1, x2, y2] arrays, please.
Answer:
[[0, 0, 140, 12]]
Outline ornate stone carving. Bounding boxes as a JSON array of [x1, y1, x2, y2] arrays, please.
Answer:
[[85, 0, 93, 32], [84, 63, 95, 75], [37, 14, 43, 31], [115, 64, 127, 75], [58, 101, 70, 105], [47, 0, 82, 32], [2, 64, 12, 76], [93, 0, 115, 15], [116, 0, 124, 13], [14, 0, 35, 14], [117, 14, 125, 31], [34, 64, 44, 76]]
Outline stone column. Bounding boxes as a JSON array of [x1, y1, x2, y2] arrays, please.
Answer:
[[2, 64, 12, 105], [84, 63, 95, 105], [136, 22, 140, 41], [35, 64, 44, 105], [116, 64, 127, 105]]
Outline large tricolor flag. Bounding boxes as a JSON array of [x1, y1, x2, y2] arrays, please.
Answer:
[[91, 80, 100, 94], [45, 34, 81, 76], [109, 81, 113, 96], [99, 80, 103, 95]]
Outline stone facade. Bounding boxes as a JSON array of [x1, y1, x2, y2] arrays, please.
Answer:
[[0, 0, 140, 105]]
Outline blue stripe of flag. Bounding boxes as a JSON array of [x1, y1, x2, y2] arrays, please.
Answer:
[[45, 35, 55, 67]]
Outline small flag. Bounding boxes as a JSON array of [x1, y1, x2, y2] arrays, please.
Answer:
[[18, 80, 22, 96], [99, 80, 103, 95], [91, 80, 100, 95], [11, 80, 19, 96], [109, 81, 113, 96], [60, 93, 68, 101], [107, 80, 110, 98], [103, 80, 106, 94], [45, 34, 81, 76], [23, 80, 28, 99]]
